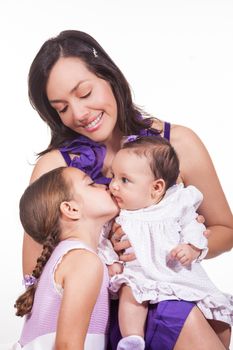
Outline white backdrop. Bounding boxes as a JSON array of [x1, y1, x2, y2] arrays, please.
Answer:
[[0, 0, 232, 347]]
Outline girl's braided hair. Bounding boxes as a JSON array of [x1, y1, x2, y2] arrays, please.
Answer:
[[15, 167, 72, 316]]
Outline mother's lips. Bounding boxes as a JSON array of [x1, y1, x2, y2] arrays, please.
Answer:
[[80, 112, 103, 129]]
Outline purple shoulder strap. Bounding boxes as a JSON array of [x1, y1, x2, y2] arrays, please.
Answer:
[[164, 122, 171, 141]]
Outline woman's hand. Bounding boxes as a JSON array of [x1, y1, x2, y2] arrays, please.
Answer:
[[110, 222, 136, 262], [196, 214, 211, 239], [107, 262, 124, 277]]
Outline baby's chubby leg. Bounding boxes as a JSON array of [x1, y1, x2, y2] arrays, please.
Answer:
[[117, 285, 147, 350]]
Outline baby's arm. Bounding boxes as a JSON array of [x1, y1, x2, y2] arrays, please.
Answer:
[[55, 250, 103, 349], [170, 186, 208, 266], [170, 243, 202, 266]]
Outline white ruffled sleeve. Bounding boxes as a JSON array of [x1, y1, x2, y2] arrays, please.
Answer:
[[178, 186, 208, 261]]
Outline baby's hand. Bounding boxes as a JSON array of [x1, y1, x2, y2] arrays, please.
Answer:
[[107, 262, 124, 277], [110, 222, 136, 262], [169, 243, 201, 266]]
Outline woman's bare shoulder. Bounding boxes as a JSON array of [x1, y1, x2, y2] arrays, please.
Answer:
[[151, 119, 201, 150], [169, 124, 213, 180], [30, 149, 67, 183], [170, 123, 201, 144]]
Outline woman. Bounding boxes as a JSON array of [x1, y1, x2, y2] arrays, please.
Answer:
[[23, 30, 233, 349]]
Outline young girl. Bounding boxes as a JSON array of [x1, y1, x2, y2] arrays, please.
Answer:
[[103, 136, 233, 350], [14, 166, 119, 349]]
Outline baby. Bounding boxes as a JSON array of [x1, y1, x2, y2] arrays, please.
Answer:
[[99, 135, 233, 350]]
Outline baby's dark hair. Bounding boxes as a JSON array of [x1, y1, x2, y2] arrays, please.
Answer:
[[122, 136, 180, 191], [15, 167, 72, 317]]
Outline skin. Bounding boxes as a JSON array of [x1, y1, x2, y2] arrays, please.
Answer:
[[53, 167, 119, 348], [109, 149, 165, 210], [46, 57, 119, 145], [22, 56, 233, 349], [55, 250, 103, 350]]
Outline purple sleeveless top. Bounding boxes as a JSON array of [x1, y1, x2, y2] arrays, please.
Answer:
[[59, 123, 171, 184], [19, 240, 110, 346]]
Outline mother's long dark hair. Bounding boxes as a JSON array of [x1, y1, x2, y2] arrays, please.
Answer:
[[28, 30, 155, 155]]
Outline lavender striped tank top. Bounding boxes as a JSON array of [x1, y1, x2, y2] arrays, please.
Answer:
[[19, 240, 110, 346]]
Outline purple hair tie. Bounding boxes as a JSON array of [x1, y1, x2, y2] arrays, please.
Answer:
[[122, 135, 141, 145], [23, 274, 37, 288]]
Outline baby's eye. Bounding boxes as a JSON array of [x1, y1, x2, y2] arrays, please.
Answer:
[[121, 177, 129, 184]]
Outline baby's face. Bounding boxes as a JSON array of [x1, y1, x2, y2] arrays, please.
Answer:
[[109, 149, 156, 210]]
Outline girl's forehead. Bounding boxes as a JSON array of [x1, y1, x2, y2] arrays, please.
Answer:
[[65, 167, 87, 181]]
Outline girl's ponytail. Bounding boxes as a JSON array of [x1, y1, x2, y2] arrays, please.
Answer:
[[15, 227, 60, 316]]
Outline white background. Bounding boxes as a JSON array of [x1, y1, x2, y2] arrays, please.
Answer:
[[0, 0, 232, 347]]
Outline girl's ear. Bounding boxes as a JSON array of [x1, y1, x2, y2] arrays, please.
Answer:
[[60, 200, 81, 220], [151, 179, 166, 199]]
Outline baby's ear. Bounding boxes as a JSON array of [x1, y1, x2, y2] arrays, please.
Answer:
[[60, 200, 81, 220], [151, 179, 166, 198]]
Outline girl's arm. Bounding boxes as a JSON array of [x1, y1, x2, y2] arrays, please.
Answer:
[[55, 249, 104, 350], [170, 124, 233, 258], [22, 150, 67, 275]]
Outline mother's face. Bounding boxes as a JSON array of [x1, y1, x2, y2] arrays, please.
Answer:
[[46, 57, 118, 143]]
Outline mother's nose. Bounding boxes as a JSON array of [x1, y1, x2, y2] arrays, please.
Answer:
[[71, 101, 90, 123]]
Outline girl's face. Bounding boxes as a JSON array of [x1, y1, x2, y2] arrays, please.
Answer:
[[65, 167, 119, 221], [46, 57, 118, 143], [109, 149, 156, 210]]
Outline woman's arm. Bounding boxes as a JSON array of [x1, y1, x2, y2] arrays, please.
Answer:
[[170, 124, 233, 258], [22, 150, 67, 275], [55, 250, 103, 350]]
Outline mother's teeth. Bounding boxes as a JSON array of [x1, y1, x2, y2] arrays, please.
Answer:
[[85, 114, 102, 128]]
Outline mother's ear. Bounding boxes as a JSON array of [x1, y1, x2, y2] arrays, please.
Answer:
[[60, 200, 81, 220]]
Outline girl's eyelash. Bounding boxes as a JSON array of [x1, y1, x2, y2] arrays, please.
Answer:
[[59, 106, 68, 113]]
